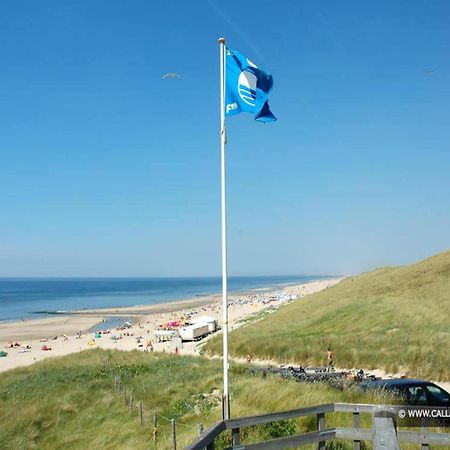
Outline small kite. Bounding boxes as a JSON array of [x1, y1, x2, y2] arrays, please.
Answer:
[[162, 73, 181, 79]]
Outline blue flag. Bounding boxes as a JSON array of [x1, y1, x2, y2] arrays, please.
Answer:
[[225, 47, 276, 123]]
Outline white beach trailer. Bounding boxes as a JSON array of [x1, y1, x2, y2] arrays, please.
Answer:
[[178, 323, 209, 341], [189, 316, 218, 333], [154, 330, 176, 343]]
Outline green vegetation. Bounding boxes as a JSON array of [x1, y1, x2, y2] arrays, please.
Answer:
[[205, 250, 450, 380], [1, 349, 391, 449], [3, 250, 450, 448]]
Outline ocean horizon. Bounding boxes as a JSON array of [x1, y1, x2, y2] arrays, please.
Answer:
[[0, 275, 335, 322]]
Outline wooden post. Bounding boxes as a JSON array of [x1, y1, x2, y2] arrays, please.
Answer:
[[353, 411, 361, 450], [153, 410, 158, 445], [171, 419, 177, 450], [317, 412, 325, 450], [373, 414, 400, 450], [232, 428, 240, 446], [421, 418, 429, 450], [138, 401, 143, 426], [129, 396, 134, 413]]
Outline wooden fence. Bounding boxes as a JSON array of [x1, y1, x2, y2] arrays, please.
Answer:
[[102, 357, 205, 447], [185, 402, 450, 450], [101, 358, 449, 449]]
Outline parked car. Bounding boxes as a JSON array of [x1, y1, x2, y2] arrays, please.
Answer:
[[359, 378, 450, 406]]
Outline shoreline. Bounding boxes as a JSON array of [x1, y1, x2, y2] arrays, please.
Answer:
[[57, 294, 223, 317], [0, 278, 342, 373], [0, 294, 223, 342], [0, 276, 339, 323]]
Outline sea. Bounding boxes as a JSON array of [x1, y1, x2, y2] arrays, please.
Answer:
[[0, 275, 331, 323]]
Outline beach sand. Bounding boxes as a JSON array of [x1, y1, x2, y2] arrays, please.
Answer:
[[0, 316, 104, 342], [0, 278, 341, 373]]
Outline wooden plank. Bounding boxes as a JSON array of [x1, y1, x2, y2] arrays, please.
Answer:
[[232, 428, 240, 446], [172, 419, 177, 450], [334, 403, 397, 414], [224, 429, 336, 450], [184, 421, 226, 450], [397, 430, 450, 445], [138, 401, 143, 425], [373, 417, 400, 450], [225, 403, 404, 431], [353, 412, 361, 450], [334, 427, 373, 441], [225, 404, 334, 429], [317, 413, 325, 450], [184, 403, 450, 450], [153, 410, 158, 445]]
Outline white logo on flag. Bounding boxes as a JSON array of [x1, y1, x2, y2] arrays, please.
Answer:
[[226, 103, 238, 113], [238, 71, 257, 107]]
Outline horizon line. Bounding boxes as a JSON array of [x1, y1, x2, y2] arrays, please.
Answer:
[[0, 274, 344, 280]]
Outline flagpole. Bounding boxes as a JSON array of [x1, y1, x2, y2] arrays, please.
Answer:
[[218, 37, 230, 420]]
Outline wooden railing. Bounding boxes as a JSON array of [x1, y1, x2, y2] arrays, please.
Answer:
[[184, 403, 450, 450]]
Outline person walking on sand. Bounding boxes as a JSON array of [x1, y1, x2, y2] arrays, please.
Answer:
[[326, 347, 334, 372]]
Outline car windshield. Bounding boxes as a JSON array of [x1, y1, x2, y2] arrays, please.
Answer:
[[425, 385, 450, 403]]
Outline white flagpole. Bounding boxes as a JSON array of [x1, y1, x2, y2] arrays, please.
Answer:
[[218, 37, 230, 420]]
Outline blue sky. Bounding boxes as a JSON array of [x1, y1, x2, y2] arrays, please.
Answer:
[[1, 0, 449, 277]]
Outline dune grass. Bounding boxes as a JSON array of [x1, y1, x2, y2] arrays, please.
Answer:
[[2, 251, 449, 448], [204, 250, 450, 380], [1, 349, 400, 449]]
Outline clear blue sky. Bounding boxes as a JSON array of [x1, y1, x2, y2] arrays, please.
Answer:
[[1, 0, 449, 277]]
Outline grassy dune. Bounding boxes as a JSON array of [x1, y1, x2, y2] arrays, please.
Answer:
[[205, 250, 450, 380], [1, 349, 392, 450], [2, 251, 449, 448]]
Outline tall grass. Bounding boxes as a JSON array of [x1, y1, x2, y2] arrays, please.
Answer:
[[0, 351, 147, 449], [1, 349, 396, 449], [204, 250, 450, 380], [2, 251, 449, 448]]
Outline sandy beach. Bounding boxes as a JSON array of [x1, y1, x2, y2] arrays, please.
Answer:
[[0, 278, 341, 373]]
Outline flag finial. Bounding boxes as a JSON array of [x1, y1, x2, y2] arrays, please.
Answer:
[[218, 37, 225, 44]]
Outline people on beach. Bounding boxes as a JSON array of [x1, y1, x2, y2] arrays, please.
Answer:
[[1, 280, 332, 373], [326, 347, 334, 371]]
